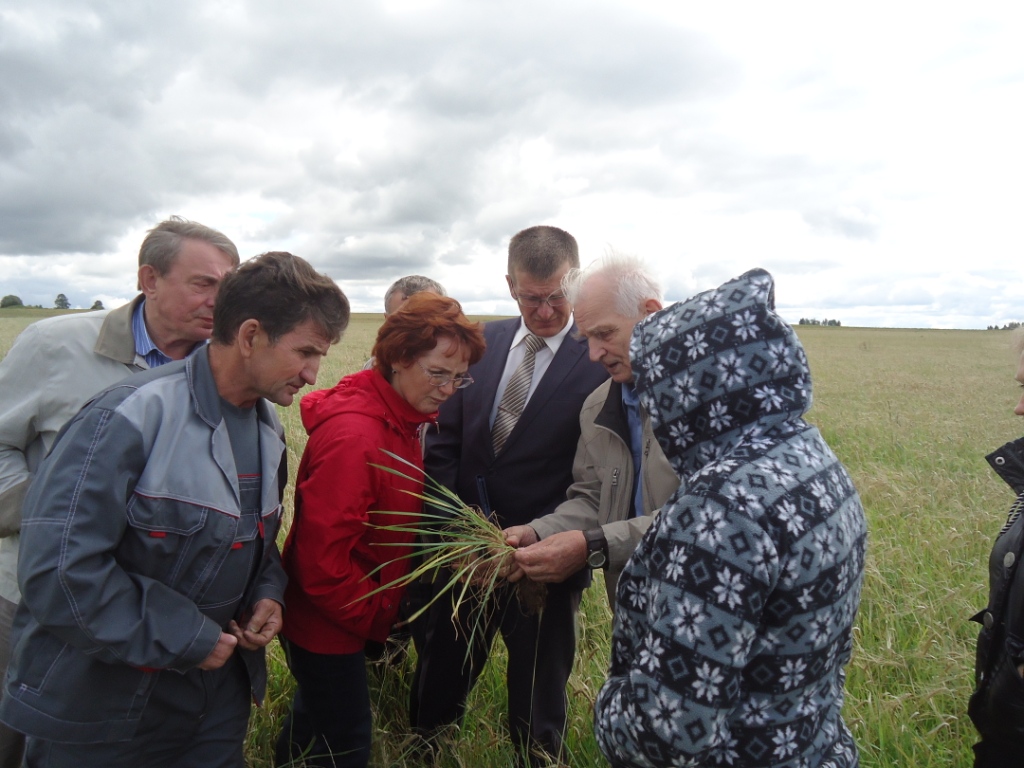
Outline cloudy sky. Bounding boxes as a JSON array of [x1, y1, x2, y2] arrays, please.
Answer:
[[1, 1, 1022, 328]]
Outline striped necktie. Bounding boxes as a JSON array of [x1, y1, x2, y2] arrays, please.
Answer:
[[492, 333, 545, 454]]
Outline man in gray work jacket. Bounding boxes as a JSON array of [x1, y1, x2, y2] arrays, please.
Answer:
[[0, 251, 350, 768], [0, 216, 239, 768], [505, 252, 680, 609]]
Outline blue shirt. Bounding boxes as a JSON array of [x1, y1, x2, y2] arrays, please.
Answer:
[[131, 299, 189, 369], [620, 382, 644, 517]]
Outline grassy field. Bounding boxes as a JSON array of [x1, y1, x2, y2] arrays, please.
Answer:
[[1, 310, 1018, 767]]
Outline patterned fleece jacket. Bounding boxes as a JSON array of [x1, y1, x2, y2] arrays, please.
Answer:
[[595, 268, 867, 768]]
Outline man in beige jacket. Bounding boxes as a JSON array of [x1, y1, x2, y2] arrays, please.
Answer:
[[504, 252, 680, 609]]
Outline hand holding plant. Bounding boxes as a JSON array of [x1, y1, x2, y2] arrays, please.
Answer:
[[351, 450, 547, 624]]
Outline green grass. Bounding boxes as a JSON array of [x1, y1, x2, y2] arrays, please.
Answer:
[[1, 313, 1017, 766]]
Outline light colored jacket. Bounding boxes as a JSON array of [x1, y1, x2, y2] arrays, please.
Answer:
[[0, 347, 287, 743], [529, 378, 679, 606], [0, 297, 146, 602]]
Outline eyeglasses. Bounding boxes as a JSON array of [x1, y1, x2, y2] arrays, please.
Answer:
[[417, 361, 474, 390], [511, 289, 569, 309]]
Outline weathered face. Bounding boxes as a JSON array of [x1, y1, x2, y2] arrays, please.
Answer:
[[390, 335, 472, 414], [574, 274, 661, 384], [247, 319, 332, 407], [574, 277, 643, 384], [506, 264, 572, 338], [141, 239, 236, 345]]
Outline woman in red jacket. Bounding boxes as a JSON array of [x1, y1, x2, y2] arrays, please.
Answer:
[[274, 293, 485, 768]]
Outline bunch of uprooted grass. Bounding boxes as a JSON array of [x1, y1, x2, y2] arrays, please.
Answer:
[[357, 450, 547, 624]]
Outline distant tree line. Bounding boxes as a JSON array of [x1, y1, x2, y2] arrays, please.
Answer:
[[1, 294, 105, 310], [798, 318, 842, 327], [987, 322, 1022, 330]]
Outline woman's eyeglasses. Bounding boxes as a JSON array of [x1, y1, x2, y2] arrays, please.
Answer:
[[418, 361, 474, 389]]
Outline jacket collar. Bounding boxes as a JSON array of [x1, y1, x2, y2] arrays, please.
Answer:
[[988, 436, 1024, 493], [366, 368, 438, 435], [184, 344, 279, 432], [594, 380, 629, 443], [94, 294, 145, 365]]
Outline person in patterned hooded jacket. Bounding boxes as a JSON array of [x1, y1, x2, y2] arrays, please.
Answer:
[[594, 268, 866, 768]]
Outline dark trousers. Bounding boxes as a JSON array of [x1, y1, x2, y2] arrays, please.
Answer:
[[24, 654, 250, 768], [409, 580, 580, 765], [275, 640, 371, 768]]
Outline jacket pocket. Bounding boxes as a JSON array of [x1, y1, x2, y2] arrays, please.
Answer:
[[124, 493, 219, 597], [596, 464, 626, 524], [8, 631, 157, 741]]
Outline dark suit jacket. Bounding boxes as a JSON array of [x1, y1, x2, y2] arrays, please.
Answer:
[[424, 317, 609, 533]]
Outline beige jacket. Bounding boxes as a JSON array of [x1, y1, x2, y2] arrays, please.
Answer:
[[529, 378, 680, 608], [0, 296, 146, 602]]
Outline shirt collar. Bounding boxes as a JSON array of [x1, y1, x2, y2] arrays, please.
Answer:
[[621, 380, 640, 409], [131, 299, 175, 367], [511, 315, 573, 355]]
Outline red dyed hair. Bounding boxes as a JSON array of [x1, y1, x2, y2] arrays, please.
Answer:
[[373, 292, 486, 373]]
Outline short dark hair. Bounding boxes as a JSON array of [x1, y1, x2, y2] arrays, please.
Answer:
[[507, 225, 579, 279], [137, 216, 239, 289], [384, 275, 446, 314], [212, 251, 350, 345], [373, 292, 485, 373]]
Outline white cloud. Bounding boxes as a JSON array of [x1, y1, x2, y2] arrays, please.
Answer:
[[1, 1, 1023, 325]]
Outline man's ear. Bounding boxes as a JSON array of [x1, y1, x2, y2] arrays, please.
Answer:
[[643, 298, 663, 317], [505, 274, 515, 297], [237, 319, 263, 358], [138, 265, 159, 298]]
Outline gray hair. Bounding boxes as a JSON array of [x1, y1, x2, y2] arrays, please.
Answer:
[[383, 275, 446, 314], [137, 216, 239, 289], [562, 251, 663, 317]]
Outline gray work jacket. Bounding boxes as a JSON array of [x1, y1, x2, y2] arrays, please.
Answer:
[[0, 347, 287, 743]]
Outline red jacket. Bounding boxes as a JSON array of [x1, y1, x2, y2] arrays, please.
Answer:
[[280, 368, 436, 654]]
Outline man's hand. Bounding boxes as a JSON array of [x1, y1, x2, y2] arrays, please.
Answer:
[[502, 525, 540, 582], [512, 530, 588, 583], [198, 632, 238, 670], [503, 525, 539, 549], [228, 598, 284, 651]]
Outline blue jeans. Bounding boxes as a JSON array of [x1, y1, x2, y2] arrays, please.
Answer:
[[275, 640, 371, 768]]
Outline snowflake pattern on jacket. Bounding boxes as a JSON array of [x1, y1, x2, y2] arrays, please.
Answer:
[[594, 268, 867, 768]]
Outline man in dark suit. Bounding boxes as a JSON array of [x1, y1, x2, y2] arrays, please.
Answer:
[[409, 226, 608, 765]]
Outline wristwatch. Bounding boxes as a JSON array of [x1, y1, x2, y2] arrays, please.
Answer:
[[583, 528, 608, 569]]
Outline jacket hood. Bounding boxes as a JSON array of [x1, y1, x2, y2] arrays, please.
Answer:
[[300, 368, 436, 436], [630, 268, 812, 477]]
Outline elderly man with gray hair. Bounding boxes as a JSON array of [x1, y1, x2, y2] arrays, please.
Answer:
[[504, 252, 680, 610], [383, 275, 446, 316]]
